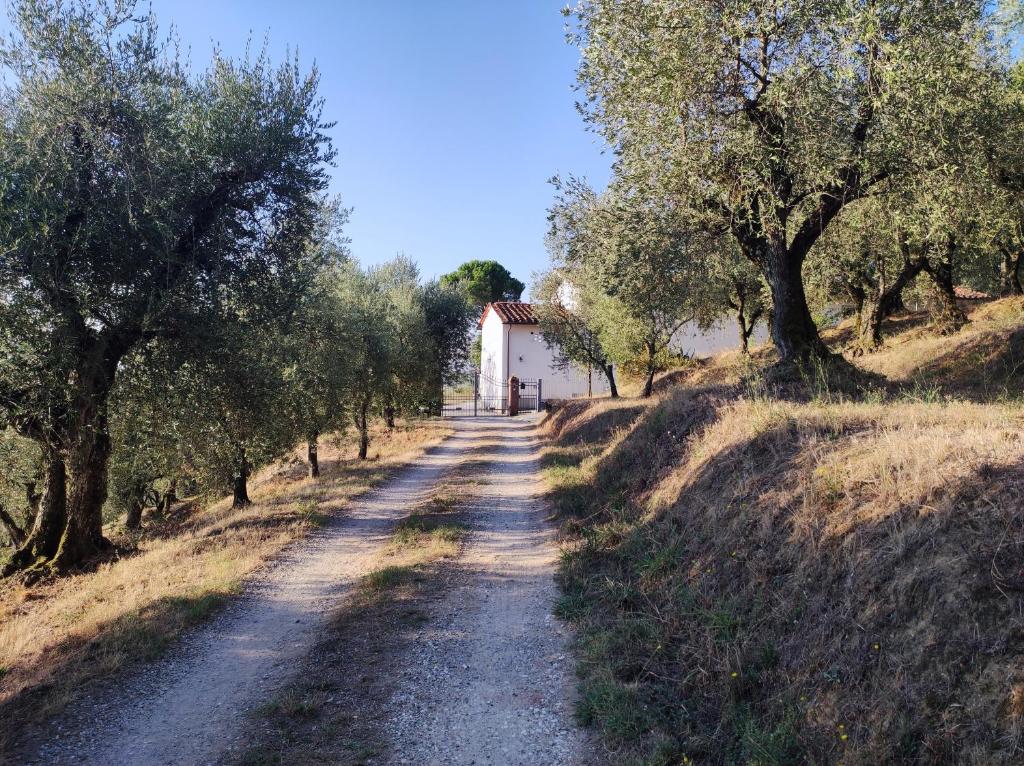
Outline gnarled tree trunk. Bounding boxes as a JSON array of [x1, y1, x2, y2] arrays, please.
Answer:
[[761, 243, 832, 365], [355, 399, 371, 460], [124, 495, 144, 530], [0, 505, 26, 548], [730, 284, 763, 356], [307, 433, 320, 479], [1000, 247, 1023, 296], [736, 312, 752, 355], [603, 364, 619, 398], [857, 250, 926, 352], [122, 477, 150, 530], [922, 246, 967, 334], [2, 450, 67, 576], [232, 449, 251, 508], [641, 341, 657, 398], [156, 477, 178, 515], [52, 414, 113, 571]]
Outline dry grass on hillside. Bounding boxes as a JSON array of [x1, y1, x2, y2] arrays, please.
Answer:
[[0, 419, 450, 743], [834, 297, 1024, 401], [542, 298, 1024, 765]]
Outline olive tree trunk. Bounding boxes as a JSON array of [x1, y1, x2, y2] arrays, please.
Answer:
[[355, 398, 371, 460], [232, 449, 251, 508], [124, 497, 144, 530], [603, 364, 619, 398], [51, 416, 114, 570], [155, 477, 177, 515], [1000, 247, 1023, 296], [858, 252, 926, 352], [922, 252, 967, 334], [4, 358, 121, 575], [641, 341, 657, 398], [307, 433, 320, 479], [2, 450, 67, 576], [0, 505, 26, 548], [763, 245, 832, 365]]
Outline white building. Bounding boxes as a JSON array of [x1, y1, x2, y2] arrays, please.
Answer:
[[478, 301, 609, 403], [671, 318, 770, 357]]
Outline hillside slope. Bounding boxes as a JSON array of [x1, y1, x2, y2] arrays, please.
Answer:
[[543, 298, 1024, 765]]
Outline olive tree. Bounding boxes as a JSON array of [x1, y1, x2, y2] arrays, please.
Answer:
[[336, 266, 397, 460], [0, 431, 40, 549], [569, 0, 995, 366], [534, 268, 620, 398], [277, 208, 354, 479], [552, 177, 713, 396], [986, 63, 1024, 296], [0, 0, 333, 574]]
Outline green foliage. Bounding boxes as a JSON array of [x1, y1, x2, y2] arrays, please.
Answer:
[[0, 0, 335, 566], [440, 259, 525, 311], [544, 175, 728, 394], [0, 430, 40, 542], [567, 0, 1001, 362], [0, 1, 472, 546], [419, 280, 474, 386]]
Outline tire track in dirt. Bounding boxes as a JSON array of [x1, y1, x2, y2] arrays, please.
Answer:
[[13, 416, 595, 766]]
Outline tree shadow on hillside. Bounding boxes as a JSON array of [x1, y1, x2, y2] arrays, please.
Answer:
[[907, 325, 1024, 402], [555, 389, 1024, 765], [548, 404, 648, 449]]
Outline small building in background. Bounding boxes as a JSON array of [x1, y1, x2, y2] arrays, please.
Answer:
[[671, 317, 771, 357], [478, 301, 608, 402]]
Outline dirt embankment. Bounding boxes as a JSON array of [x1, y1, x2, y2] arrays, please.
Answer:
[[542, 298, 1024, 765]]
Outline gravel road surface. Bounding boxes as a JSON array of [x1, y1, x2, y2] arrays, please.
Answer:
[[381, 416, 595, 766], [13, 415, 592, 766]]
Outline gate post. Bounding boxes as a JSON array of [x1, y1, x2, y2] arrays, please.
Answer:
[[473, 372, 478, 417], [537, 379, 543, 412], [508, 376, 519, 416]]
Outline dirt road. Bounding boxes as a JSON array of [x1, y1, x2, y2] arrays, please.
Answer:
[[380, 416, 592, 766], [16, 415, 591, 766]]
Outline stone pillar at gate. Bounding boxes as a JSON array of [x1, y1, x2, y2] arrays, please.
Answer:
[[508, 376, 520, 416]]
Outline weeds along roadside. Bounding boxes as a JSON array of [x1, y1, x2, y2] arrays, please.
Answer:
[[540, 332, 1024, 765]]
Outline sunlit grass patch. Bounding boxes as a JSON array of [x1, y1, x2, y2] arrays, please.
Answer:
[[360, 565, 418, 595]]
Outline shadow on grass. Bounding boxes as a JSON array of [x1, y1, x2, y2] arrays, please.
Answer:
[[909, 325, 1024, 402], [546, 386, 1024, 765]]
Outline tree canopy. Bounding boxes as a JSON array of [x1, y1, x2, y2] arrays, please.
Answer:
[[440, 260, 525, 310], [0, 0, 473, 578], [568, 0, 1000, 366]]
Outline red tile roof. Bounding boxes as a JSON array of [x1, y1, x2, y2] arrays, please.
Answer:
[[480, 301, 538, 328], [954, 285, 991, 300]]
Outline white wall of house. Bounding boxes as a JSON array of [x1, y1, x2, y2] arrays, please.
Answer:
[[479, 308, 506, 398], [479, 309, 609, 402], [671, 318, 770, 357], [507, 325, 609, 400]]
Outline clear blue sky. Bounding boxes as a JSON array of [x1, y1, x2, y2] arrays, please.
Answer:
[[143, 0, 612, 296]]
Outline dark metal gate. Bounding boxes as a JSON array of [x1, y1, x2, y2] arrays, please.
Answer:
[[441, 372, 507, 417], [517, 378, 541, 412], [440, 374, 542, 416]]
